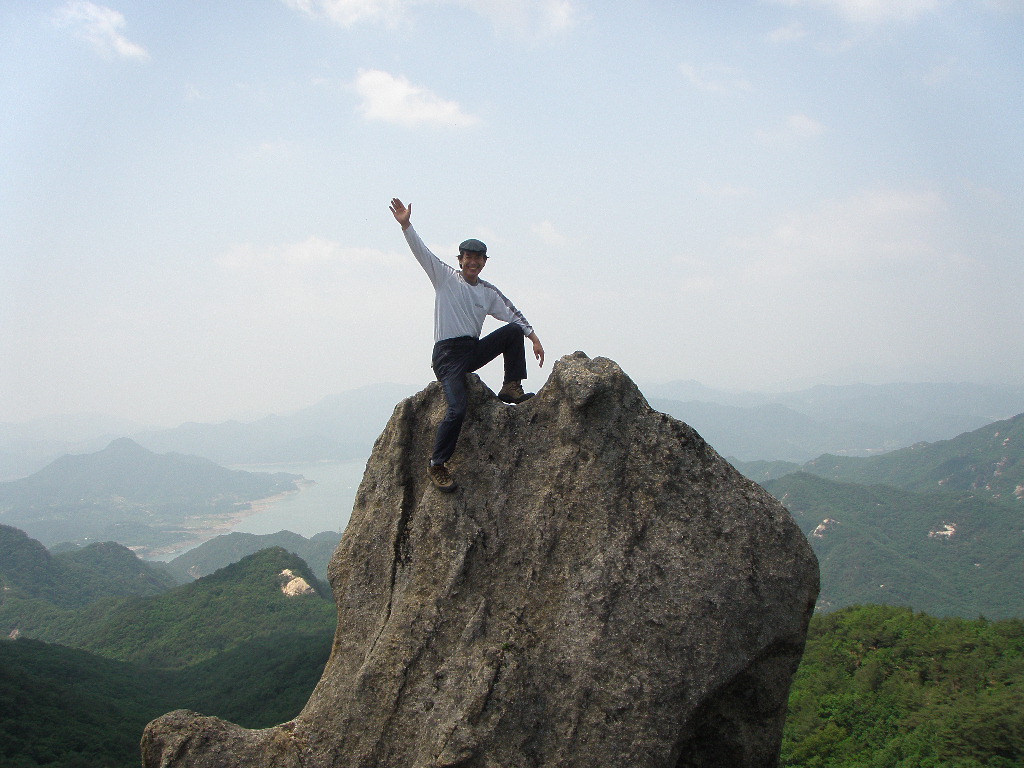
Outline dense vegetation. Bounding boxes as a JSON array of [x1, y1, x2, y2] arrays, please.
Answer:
[[4, 604, 1021, 768], [733, 412, 1024, 618], [0, 525, 178, 609], [0, 638, 173, 768], [764, 473, 1024, 618], [1, 535, 338, 767], [0, 632, 333, 768], [1, 547, 335, 667], [782, 605, 1024, 768]]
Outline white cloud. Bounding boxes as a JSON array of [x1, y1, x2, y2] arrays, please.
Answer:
[[280, 0, 579, 33], [679, 62, 752, 94], [757, 112, 826, 142], [280, 0, 401, 27], [457, 0, 579, 34], [54, 1, 150, 61], [531, 220, 570, 247], [354, 69, 481, 127], [728, 188, 951, 281], [685, 187, 996, 385], [769, 0, 940, 23], [787, 113, 826, 137]]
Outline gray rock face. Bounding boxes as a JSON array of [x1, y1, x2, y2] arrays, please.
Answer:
[[142, 352, 819, 768]]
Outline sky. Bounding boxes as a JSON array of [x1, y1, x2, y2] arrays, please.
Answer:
[[2, 0, 1023, 428]]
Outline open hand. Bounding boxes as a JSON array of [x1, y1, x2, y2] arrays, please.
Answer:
[[390, 198, 411, 230]]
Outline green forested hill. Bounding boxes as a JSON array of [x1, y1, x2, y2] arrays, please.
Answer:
[[0, 632, 333, 768], [163, 529, 342, 584], [0, 538, 337, 767], [742, 414, 1024, 618], [800, 412, 1024, 502], [733, 411, 1024, 503], [0, 547, 336, 667], [4, 605, 1021, 768], [0, 525, 178, 609], [782, 605, 1024, 768], [0, 541, 337, 768], [0, 638, 176, 768], [0, 438, 300, 550], [765, 472, 1024, 618]]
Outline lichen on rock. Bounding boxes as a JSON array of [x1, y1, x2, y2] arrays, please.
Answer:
[[142, 352, 819, 768]]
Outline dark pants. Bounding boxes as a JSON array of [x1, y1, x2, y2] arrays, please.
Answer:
[[430, 323, 528, 465]]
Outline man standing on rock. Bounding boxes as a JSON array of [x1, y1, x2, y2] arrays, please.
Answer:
[[390, 198, 544, 493]]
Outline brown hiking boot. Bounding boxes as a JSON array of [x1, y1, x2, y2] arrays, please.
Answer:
[[427, 462, 458, 493], [498, 380, 534, 404]]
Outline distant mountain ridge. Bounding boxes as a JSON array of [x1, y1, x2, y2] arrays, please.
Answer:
[[0, 412, 147, 481], [0, 439, 300, 554], [3, 380, 1020, 479], [0, 437, 297, 507], [736, 411, 1024, 506], [644, 379, 1024, 418], [649, 380, 1024, 462], [133, 383, 418, 465], [164, 530, 342, 584], [0, 384, 416, 480], [801, 412, 1024, 502]]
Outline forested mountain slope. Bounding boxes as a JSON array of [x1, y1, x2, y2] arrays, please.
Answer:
[[0, 524, 177, 609], [782, 605, 1024, 767], [765, 472, 1024, 617], [164, 529, 341, 584], [800, 412, 1024, 502], [0, 546, 335, 667]]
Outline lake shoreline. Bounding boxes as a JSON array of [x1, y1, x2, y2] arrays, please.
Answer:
[[142, 459, 364, 561]]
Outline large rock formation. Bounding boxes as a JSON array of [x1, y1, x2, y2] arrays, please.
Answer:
[[142, 352, 819, 768]]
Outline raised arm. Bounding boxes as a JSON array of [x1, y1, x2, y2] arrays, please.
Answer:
[[390, 198, 412, 230], [392, 198, 452, 287]]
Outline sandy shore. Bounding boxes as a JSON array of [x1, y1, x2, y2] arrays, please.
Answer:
[[136, 483, 310, 560]]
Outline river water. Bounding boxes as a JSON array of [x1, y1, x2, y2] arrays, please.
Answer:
[[227, 458, 369, 537]]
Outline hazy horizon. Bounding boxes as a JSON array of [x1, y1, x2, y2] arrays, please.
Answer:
[[4, 1, 1023, 427], [4, 372, 1024, 434]]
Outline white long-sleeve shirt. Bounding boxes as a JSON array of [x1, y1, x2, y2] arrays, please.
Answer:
[[404, 226, 534, 343]]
